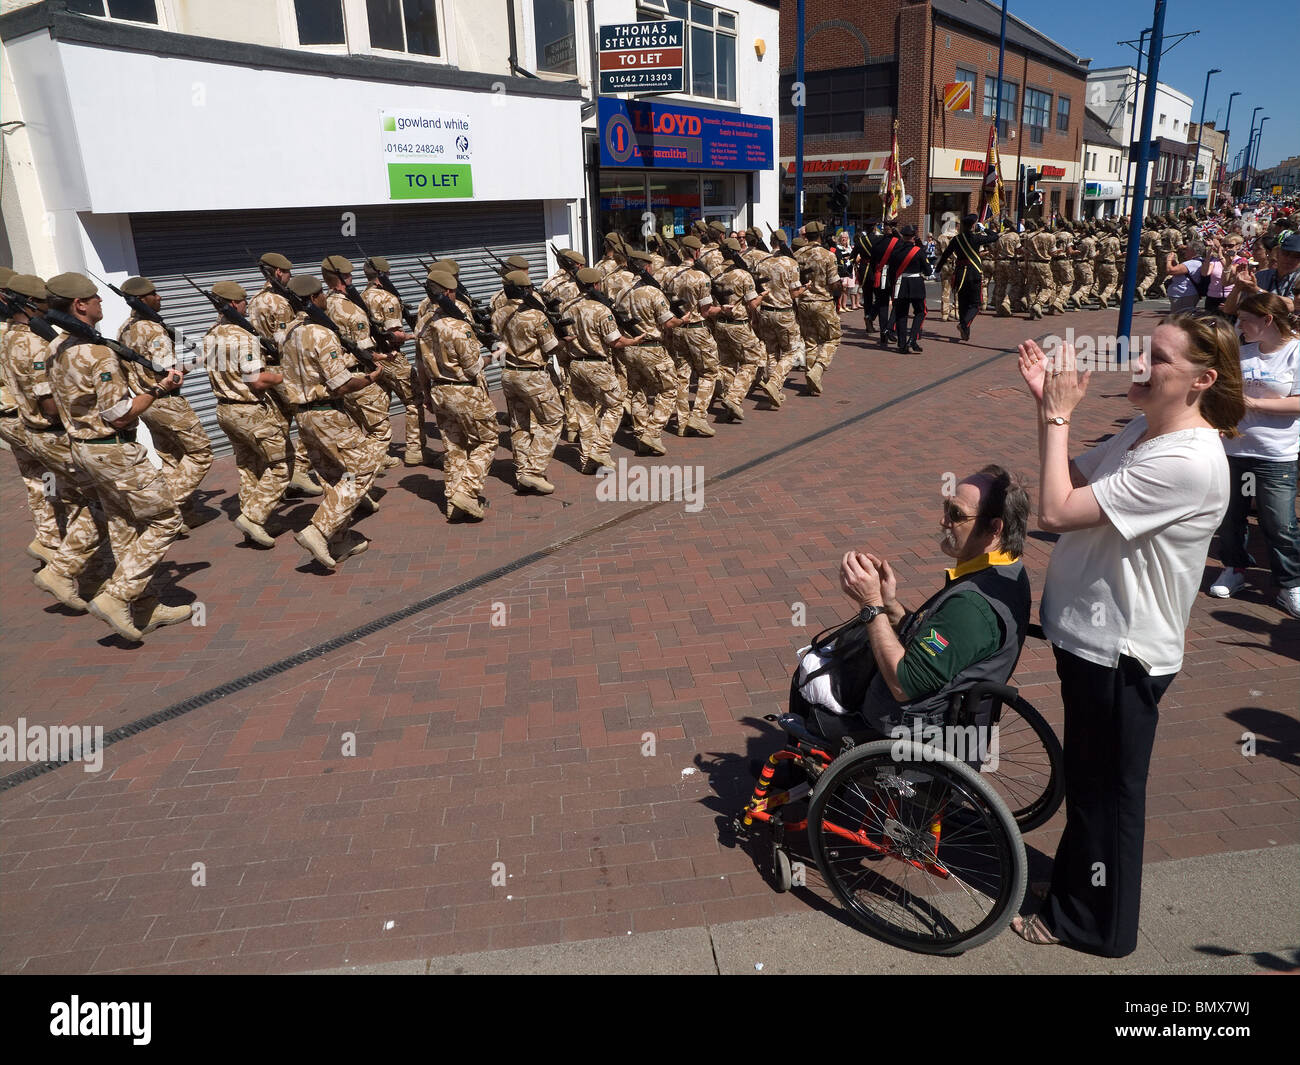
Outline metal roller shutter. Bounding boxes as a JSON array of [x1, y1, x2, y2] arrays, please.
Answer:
[[128, 202, 549, 454]]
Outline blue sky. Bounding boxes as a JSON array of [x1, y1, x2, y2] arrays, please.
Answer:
[[1010, 0, 1296, 171]]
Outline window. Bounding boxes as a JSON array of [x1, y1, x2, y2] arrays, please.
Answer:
[[983, 77, 1017, 137], [368, 0, 440, 57], [534, 0, 576, 75], [1056, 95, 1070, 132], [780, 64, 896, 135], [954, 67, 977, 115], [67, 0, 158, 21], [294, 0, 346, 44], [1158, 113, 1166, 127], [639, 0, 736, 101], [1024, 88, 1050, 145]]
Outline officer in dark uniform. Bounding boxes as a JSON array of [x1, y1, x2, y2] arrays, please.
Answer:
[[936, 213, 1001, 341], [868, 220, 903, 344], [887, 225, 929, 354]]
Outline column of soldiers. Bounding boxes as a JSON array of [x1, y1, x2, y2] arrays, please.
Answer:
[[2, 228, 850, 641]]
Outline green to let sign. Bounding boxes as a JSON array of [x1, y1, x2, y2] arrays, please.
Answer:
[[388, 164, 473, 199]]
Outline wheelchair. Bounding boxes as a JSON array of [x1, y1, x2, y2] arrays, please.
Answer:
[[733, 632, 1064, 955]]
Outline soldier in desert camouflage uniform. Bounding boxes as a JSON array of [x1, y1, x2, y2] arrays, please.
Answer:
[[418, 267, 499, 521], [1095, 223, 1121, 309], [697, 221, 728, 279], [1071, 224, 1098, 308], [710, 239, 766, 421], [541, 249, 587, 442], [993, 221, 1021, 317], [46, 272, 190, 642], [567, 267, 639, 472], [614, 249, 685, 456], [360, 256, 424, 466], [1049, 223, 1074, 315], [753, 229, 807, 407], [278, 274, 385, 566], [204, 281, 290, 549], [794, 221, 842, 395], [2, 273, 106, 609], [661, 235, 722, 437], [115, 277, 213, 523], [492, 270, 564, 494], [246, 252, 322, 498]]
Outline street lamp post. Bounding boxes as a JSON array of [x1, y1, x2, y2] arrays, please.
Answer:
[[1252, 117, 1270, 196], [1244, 106, 1262, 198], [1122, 28, 1151, 216], [1217, 89, 1240, 205], [1191, 67, 1219, 205]]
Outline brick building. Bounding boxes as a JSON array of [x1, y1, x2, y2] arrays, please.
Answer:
[[778, 0, 1088, 235]]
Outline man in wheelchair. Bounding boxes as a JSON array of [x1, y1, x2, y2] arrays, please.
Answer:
[[794, 464, 1032, 763]]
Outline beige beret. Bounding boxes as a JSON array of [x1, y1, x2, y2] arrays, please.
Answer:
[[288, 274, 323, 298], [260, 252, 292, 271], [120, 276, 157, 296], [5, 274, 47, 299], [321, 255, 353, 275], [211, 280, 248, 302], [45, 272, 98, 300]]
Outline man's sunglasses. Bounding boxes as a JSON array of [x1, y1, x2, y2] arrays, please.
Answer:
[[942, 501, 976, 525]]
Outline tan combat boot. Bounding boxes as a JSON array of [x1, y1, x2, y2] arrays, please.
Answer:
[[234, 513, 275, 547], [135, 598, 193, 634], [26, 539, 56, 565], [448, 491, 485, 520], [294, 524, 338, 569], [33, 568, 89, 612], [88, 591, 144, 641], [289, 469, 323, 496]]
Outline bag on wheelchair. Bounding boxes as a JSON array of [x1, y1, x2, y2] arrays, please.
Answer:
[[789, 614, 879, 721]]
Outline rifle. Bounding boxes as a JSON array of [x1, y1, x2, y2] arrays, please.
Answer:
[[305, 300, 378, 371], [723, 247, 766, 295], [87, 270, 202, 360], [181, 274, 278, 360], [43, 308, 171, 373], [416, 271, 500, 348], [766, 224, 797, 260], [579, 278, 643, 338], [340, 278, 403, 353], [0, 292, 59, 344], [356, 244, 418, 329]]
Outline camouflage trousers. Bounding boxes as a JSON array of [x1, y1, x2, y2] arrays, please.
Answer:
[[501, 366, 562, 478], [981, 265, 995, 309], [1134, 256, 1158, 298], [1095, 263, 1119, 305], [8, 422, 104, 581], [378, 353, 424, 456], [1072, 263, 1096, 304], [1050, 261, 1074, 310], [756, 307, 805, 386], [296, 406, 382, 539], [669, 325, 720, 421], [795, 299, 842, 373], [1026, 262, 1054, 312], [993, 262, 1022, 314], [1, 415, 61, 551], [940, 266, 956, 319], [568, 358, 624, 464], [428, 381, 498, 504], [714, 319, 767, 408], [72, 439, 181, 604], [619, 344, 677, 443], [215, 400, 289, 526], [266, 388, 315, 478], [140, 395, 213, 508], [344, 380, 393, 466]]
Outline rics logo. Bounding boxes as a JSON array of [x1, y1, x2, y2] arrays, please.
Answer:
[[456, 135, 470, 153]]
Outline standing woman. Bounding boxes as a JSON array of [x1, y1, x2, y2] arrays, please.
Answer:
[[1013, 312, 1243, 956], [1208, 292, 1300, 617]]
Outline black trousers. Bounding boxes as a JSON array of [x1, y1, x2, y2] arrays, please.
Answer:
[[1043, 647, 1175, 957], [871, 286, 894, 334], [891, 296, 926, 350], [955, 265, 982, 330]]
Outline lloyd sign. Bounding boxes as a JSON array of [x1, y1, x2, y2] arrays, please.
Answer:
[[598, 20, 684, 94], [380, 109, 474, 200]]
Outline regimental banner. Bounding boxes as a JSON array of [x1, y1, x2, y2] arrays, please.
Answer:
[[598, 20, 684, 94], [598, 97, 773, 171], [942, 81, 972, 112], [379, 109, 474, 200]]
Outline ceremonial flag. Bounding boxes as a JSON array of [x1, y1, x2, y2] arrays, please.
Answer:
[[880, 121, 906, 219], [978, 122, 1004, 222]]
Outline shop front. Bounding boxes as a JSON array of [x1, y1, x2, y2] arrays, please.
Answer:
[[1084, 180, 1123, 219], [595, 96, 774, 248], [778, 154, 891, 237]]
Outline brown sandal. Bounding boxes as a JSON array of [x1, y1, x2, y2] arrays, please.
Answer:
[[1011, 913, 1060, 946]]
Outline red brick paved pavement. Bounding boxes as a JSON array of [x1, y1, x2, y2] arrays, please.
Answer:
[[2, 304, 1296, 973]]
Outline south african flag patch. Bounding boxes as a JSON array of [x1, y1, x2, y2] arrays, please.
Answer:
[[920, 629, 949, 657]]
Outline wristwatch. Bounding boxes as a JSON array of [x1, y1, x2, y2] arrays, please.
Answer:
[[1045, 415, 1069, 426], [858, 603, 886, 624]]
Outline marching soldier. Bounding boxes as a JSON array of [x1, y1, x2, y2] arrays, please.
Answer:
[[1072, 224, 1098, 308], [1095, 223, 1121, 310], [1024, 221, 1057, 319], [794, 221, 842, 394], [203, 281, 289, 548], [711, 238, 766, 421], [418, 267, 499, 520], [614, 250, 684, 455], [2, 274, 105, 608], [489, 256, 532, 314], [115, 277, 214, 524], [867, 221, 902, 341], [321, 255, 397, 472], [936, 227, 955, 321], [46, 272, 190, 642], [491, 270, 564, 493], [597, 233, 628, 284], [567, 267, 638, 472], [541, 249, 586, 442], [359, 256, 424, 466], [1134, 218, 1160, 301], [753, 229, 806, 407], [935, 214, 998, 342], [278, 273, 385, 566], [246, 252, 323, 498], [697, 222, 728, 278], [1049, 223, 1074, 315], [662, 235, 722, 435], [886, 225, 929, 353], [993, 220, 1021, 317]]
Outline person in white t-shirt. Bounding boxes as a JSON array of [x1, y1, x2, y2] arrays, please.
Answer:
[[1208, 291, 1300, 617], [1011, 312, 1244, 956]]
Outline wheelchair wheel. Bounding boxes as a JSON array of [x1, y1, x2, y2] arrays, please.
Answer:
[[980, 696, 1064, 833], [771, 847, 793, 893], [807, 739, 1026, 955]]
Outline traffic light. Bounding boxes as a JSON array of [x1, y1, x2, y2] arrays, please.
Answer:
[[1023, 168, 1043, 208], [829, 181, 850, 213]]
